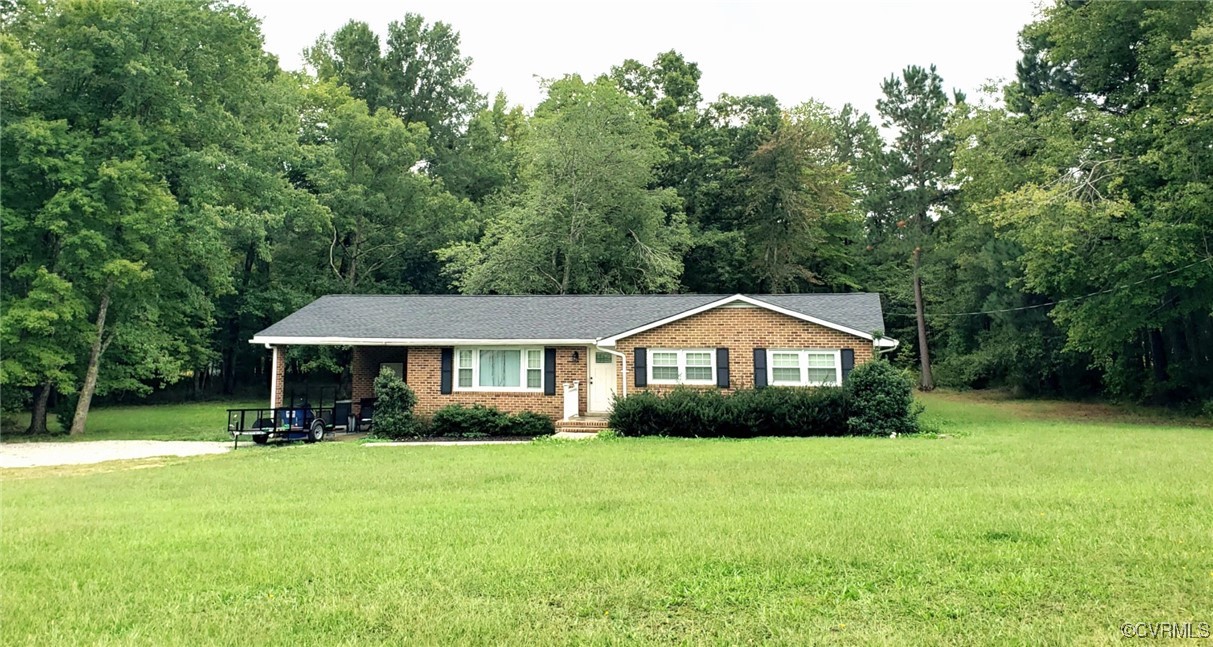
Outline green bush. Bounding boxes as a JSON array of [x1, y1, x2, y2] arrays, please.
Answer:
[[372, 368, 420, 439], [431, 404, 506, 437], [659, 388, 732, 436], [609, 386, 850, 438], [50, 392, 77, 434], [844, 360, 920, 436], [1, 390, 29, 434], [607, 391, 666, 437], [0, 410, 20, 435], [741, 386, 851, 437], [506, 411, 555, 437], [431, 404, 555, 438]]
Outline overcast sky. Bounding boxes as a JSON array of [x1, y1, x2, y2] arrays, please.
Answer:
[[242, 0, 1042, 120]]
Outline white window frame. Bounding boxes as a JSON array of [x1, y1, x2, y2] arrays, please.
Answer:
[[453, 347, 544, 393], [767, 349, 842, 387], [647, 348, 717, 385]]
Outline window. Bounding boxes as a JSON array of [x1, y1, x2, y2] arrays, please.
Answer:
[[771, 352, 801, 383], [648, 349, 717, 385], [479, 349, 520, 387], [767, 349, 841, 386], [453, 347, 544, 392], [379, 362, 404, 379], [526, 349, 543, 389], [651, 351, 679, 381], [685, 352, 713, 381], [805, 352, 836, 385], [456, 350, 473, 388]]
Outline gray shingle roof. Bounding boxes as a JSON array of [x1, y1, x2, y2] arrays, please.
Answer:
[[251, 293, 888, 343]]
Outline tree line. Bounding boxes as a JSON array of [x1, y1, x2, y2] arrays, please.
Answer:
[[3, 0, 1212, 435]]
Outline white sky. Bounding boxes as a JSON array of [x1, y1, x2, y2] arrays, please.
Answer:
[[242, 0, 1043, 119]]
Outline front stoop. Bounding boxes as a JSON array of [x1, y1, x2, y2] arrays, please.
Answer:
[[555, 415, 610, 435]]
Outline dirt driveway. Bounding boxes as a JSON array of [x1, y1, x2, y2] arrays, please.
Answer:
[[0, 441, 231, 469]]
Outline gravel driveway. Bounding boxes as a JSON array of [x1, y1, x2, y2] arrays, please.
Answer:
[[0, 441, 231, 469]]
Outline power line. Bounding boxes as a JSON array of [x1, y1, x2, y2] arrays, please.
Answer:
[[888, 257, 1212, 318]]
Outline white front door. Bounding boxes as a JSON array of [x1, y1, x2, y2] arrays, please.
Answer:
[[588, 349, 617, 413]]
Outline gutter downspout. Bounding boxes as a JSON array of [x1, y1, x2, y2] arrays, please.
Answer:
[[594, 343, 628, 399], [875, 338, 900, 358]]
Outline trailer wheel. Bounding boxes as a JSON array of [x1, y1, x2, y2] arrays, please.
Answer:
[[252, 434, 270, 445], [306, 419, 326, 443]]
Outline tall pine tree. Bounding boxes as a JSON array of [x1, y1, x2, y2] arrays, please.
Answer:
[[874, 65, 963, 390]]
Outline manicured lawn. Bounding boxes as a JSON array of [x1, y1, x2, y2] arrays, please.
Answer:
[[2, 393, 1210, 645], [4, 400, 261, 442]]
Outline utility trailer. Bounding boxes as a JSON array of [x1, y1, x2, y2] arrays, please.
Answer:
[[226, 388, 373, 449]]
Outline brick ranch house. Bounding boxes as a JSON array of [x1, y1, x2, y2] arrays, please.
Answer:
[[250, 293, 898, 429]]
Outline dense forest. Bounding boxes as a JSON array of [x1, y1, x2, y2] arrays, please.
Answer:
[[3, 0, 1212, 434]]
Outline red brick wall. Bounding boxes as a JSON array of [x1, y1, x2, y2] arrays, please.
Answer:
[[350, 346, 409, 403], [615, 305, 875, 395], [351, 345, 588, 418], [271, 346, 286, 407]]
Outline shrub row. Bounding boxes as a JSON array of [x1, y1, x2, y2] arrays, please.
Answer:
[[372, 360, 916, 439], [429, 404, 554, 438], [372, 368, 555, 439], [608, 360, 919, 438], [608, 387, 849, 438]]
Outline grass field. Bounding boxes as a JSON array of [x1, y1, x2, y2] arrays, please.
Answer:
[[2, 393, 1211, 645], [3, 400, 261, 442]]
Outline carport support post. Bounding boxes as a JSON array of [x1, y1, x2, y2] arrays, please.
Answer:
[[270, 346, 286, 409]]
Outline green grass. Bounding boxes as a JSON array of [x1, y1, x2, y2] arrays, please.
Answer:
[[4, 400, 261, 442], [3, 393, 1211, 645]]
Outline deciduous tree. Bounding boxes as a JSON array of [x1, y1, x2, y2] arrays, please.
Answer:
[[306, 14, 484, 190], [742, 103, 859, 292], [440, 76, 688, 294]]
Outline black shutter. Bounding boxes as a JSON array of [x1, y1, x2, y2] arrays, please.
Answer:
[[716, 348, 730, 388], [439, 347, 453, 394], [543, 347, 557, 395], [840, 349, 855, 383], [634, 347, 647, 387], [753, 348, 768, 388], [401, 348, 408, 383]]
